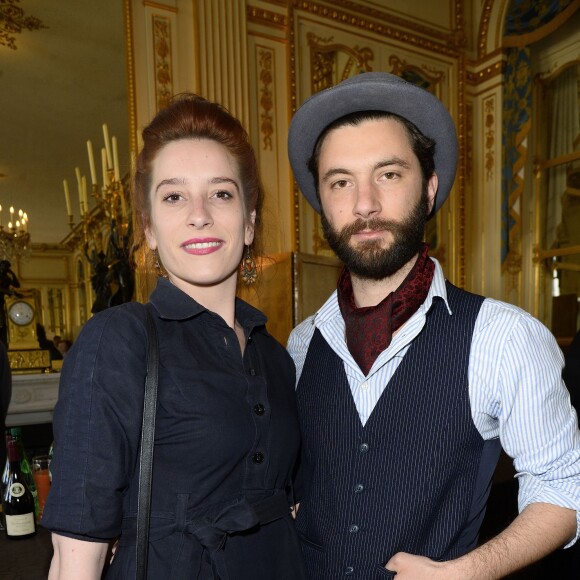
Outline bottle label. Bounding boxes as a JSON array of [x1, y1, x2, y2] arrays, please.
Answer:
[[6, 512, 35, 536], [9, 482, 26, 498]]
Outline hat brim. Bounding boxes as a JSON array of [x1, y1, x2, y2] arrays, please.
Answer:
[[288, 72, 458, 214]]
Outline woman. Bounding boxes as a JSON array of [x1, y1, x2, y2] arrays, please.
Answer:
[[42, 95, 307, 579]]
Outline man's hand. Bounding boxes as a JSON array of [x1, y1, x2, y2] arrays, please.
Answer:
[[385, 552, 457, 579]]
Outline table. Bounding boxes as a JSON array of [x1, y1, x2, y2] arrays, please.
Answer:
[[0, 524, 53, 579]]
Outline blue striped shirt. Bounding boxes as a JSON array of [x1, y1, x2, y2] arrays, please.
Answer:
[[288, 259, 580, 543]]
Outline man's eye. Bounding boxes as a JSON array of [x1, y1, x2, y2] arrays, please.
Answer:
[[333, 179, 349, 188]]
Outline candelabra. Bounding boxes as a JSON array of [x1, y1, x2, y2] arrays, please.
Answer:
[[62, 124, 134, 313], [0, 206, 31, 261]]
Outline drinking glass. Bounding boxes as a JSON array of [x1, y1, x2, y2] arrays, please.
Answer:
[[32, 455, 51, 520]]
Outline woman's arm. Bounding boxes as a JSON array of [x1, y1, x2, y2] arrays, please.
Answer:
[[49, 534, 109, 580]]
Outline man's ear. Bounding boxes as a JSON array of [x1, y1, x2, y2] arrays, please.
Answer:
[[426, 173, 438, 215], [245, 209, 256, 246]]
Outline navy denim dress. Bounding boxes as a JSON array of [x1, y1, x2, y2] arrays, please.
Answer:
[[42, 278, 307, 579]]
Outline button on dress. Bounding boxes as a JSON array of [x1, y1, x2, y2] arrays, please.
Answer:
[[42, 278, 307, 579]]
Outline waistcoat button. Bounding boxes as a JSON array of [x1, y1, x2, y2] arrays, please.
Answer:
[[354, 483, 364, 493], [359, 443, 369, 453], [348, 524, 359, 534], [252, 452, 264, 464], [254, 403, 265, 416], [345, 566, 354, 575]]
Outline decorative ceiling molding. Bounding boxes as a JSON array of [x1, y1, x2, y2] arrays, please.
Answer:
[[0, 0, 47, 50]]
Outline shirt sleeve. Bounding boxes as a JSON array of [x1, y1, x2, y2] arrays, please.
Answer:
[[287, 316, 316, 387], [470, 299, 580, 545], [41, 305, 148, 541]]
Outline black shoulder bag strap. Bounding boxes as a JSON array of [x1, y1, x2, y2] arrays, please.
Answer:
[[136, 306, 159, 580]]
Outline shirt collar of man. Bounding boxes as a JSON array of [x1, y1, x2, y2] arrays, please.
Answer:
[[312, 257, 453, 331]]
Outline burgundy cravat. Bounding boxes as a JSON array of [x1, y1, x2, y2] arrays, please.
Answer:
[[337, 244, 435, 376]]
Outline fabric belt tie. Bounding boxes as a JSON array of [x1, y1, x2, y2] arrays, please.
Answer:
[[122, 490, 290, 580]]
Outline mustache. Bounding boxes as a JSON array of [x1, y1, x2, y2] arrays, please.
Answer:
[[340, 218, 399, 238]]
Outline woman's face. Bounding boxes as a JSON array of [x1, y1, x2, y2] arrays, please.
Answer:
[[146, 138, 255, 299]]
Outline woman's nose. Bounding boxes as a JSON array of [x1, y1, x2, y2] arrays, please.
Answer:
[[187, 197, 213, 228]]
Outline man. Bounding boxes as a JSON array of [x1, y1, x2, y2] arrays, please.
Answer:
[[287, 72, 580, 579]]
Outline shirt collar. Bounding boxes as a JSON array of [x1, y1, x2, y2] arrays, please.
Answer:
[[149, 277, 267, 331], [312, 257, 452, 329]]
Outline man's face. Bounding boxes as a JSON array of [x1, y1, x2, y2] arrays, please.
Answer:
[[317, 117, 437, 280]]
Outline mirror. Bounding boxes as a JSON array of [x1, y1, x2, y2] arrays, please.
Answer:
[[0, 0, 130, 245]]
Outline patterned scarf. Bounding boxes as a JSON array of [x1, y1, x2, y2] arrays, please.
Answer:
[[337, 244, 434, 376]]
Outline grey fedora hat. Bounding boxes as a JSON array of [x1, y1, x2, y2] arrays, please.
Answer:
[[288, 72, 458, 214]]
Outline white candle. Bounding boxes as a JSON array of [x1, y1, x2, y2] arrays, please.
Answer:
[[102, 123, 113, 168], [63, 179, 72, 216], [101, 147, 109, 186], [82, 176, 89, 215], [0, 204, 3, 227], [8, 221, 12, 231], [87, 140, 97, 185], [112, 136, 120, 182], [75, 167, 83, 210]]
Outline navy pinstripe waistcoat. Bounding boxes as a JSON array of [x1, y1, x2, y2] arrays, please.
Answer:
[[296, 282, 501, 579]]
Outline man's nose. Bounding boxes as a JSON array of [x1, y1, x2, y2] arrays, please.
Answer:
[[353, 182, 381, 220]]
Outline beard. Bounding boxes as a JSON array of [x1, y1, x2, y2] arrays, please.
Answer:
[[321, 190, 430, 280]]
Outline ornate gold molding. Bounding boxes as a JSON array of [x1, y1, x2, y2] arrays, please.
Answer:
[[258, 48, 274, 151], [152, 14, 173, 112], [124, 0, 138, 156], [308, 32, 374, 93], [292, 1, 460, 57], [304, 0, 463, 47], [484, 96, 495, 181], [465, 102, 473, 183], [247, 5, 289, 29], [389, 56, 445, 86], [478, 0, 494, 59], [466, 60, 505, 84]]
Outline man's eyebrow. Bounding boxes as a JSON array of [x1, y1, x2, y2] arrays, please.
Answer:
[[155, 177, 187, 193], [321, 157, 412, 183], [373, 157, 411, 170]]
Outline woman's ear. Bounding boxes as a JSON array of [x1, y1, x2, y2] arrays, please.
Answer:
[[144, 220, 157, 251], [245, 210, 256, 246]]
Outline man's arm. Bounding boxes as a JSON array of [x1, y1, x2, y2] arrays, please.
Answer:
[[386, 502, 576, 579]]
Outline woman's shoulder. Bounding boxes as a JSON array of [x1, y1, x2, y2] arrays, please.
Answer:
[[73, 302, 151, 355]]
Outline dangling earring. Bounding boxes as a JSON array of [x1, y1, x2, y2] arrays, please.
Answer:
[[240, 245, 257, 285], [153, 249, 162, 274]]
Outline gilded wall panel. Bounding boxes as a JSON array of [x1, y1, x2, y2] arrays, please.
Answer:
[[248, 30, 294, 254]]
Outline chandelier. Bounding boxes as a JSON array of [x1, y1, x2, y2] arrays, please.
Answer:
[[0, 205, 31, 261]]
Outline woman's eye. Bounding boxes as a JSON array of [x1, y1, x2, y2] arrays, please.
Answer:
[[213, 190, 233, 200], [163, 192, 182, 203]]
